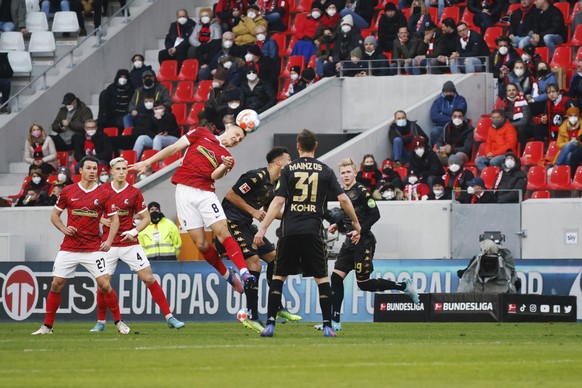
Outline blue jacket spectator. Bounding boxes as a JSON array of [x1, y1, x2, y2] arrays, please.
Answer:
[[430, 81, 468, 146]]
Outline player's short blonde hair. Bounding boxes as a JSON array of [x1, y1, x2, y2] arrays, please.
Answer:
[[338, 158, 356, 171], [110, 157, 128, 167]]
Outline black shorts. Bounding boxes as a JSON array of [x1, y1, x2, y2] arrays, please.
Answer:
[[216, 220, 275, 259], [275, 234, 328, 278], [334, 240, 376, 281]]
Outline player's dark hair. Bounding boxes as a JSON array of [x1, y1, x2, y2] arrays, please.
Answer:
[[297, 129, 317, 152], [79, 156, 99, 169], [266, 146, 289, 163]]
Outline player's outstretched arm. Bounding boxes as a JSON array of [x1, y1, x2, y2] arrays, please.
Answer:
[[338, 193, 361, 244], [253, 196, 285, 246], [100, 214, 119, 252], [51, 208, 77, 236], [121, 210, 150, 242], [129, 136, 189, 175], [225, 189, 266, 221]]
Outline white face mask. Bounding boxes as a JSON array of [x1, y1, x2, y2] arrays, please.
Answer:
[[212, 81, 220, 88], [415, 148, 425, 157], [569, 116, 579, 125], [118, 77, 128, 86], [498, 46, 508, 55], [144, 102, 154, 110], [201, 16, 210, 24], [382, 190, 395, 200], [247, 12, 256, 19], [514, 68, 524, 77], [58, 173, 66, 182], [449, 164, 460, 173], [177, 17, 187, 25], [467, 186, 476, 194], [341, 25, 352, 34], [396, 119, 407, 127], [244, 53, 253, 62], [223, 40, 233, 49], [452, 118, 463, 126], [505, 159, 516, 169], [247, 73, 258, 81], [327, 9, 337, 17], [228, 102, 240, 109], [521, 54, 530, 62], [312, 11, 321, 19], [133, 60, 143, 69], [32, 177, 41, 185], [290, 73, 299, 81], [433, 189, 444, 197], [223, 61, 232, 69], [99, 175, 109, 183], [86, 130, 97, 137], [256, 33, 266, 42], [408, 176, 418, 184], [154, 108, 165, 115], [66, 105, 74, 112]]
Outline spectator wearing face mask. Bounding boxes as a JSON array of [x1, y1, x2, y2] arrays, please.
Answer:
[[50, 92, 94, 152], [25, 168, 51, 197], [233, 4, 268, 46], [407, 136, 445, 189], [324, 14, 364, 77], [205, 67, 239, 131], [435, 108, 474, 165], [291, 4, 324, 65], [377, 2, 407, 53], [494, 151, 527, 203], [158, 9, 196, 71], [54, 166, 74, 187], [443, 154, 474, 203], [198, 31, 244, 82], [373, 159, 404, 200], [138, 202, 182, 261], [244, 44, 279, 92], [24, 124, 57, 176], [215, 0, 248, 33], [498, 60, 533, 101], [388, 110, 429, 167], [98, 164, 110, 185], [314, 27, 336, 77], [554, 106, 582, 167], [188, 7, 223, 64], [403, 169, 430, 201], [465, 177, 496, 204], [285, 66, 301, 98], [427, 176, 451, 200], [239, 64, 276, 114], [429, 81, 468, 147], [125, 70, 172, 129], [255, 24, 278, 61], [132, 99, 180, 161], [288, 67, 316, 97], [97, 69, 135, 133], [318, 2, 340, 30], [129, 54, 152, 89], [356, 154, 382, 192], [491, 36, 520, 81], [475, 109, 518, 172], [377, 182, 404, 201], [495, 82, 532, 151], [72, 119, 113, 172]]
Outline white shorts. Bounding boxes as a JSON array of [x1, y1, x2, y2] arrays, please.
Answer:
[[106, 245, 151, 275], [175, 184, 226, 230], [52, 251, 110, 279]]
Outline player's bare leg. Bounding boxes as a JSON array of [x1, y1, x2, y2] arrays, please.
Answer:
[[136, 267, 184, 329], [187, 227, 244, 293]]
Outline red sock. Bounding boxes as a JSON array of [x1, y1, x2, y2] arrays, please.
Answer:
[[96, 288, 107, 321], [202, 244, 227, 276], [102, 288, 121, 322], [45, 291, 61, 327], [147, 281, 171, 316], [222, 236, 248, 272]]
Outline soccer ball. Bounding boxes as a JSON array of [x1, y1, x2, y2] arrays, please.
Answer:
[[236, 308, 249, 322], [236, 109, 260, 133]]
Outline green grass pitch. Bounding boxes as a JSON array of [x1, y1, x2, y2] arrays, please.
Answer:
[[1, 322, 580, 387]]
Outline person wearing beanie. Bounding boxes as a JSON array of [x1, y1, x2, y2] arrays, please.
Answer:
[[339, 0, 375, 29], [233, 4, 268, 46], [443, 152, 474, 203], [377, 2, 407, 53], [494, 151, 527, 203], [403, 168, 431, 201], [285, 66, 302, 98], [139, 201, 182, 261], [430, 81, 468, 146], [240, 63, 276, 114], [372, 158, 404, 200], [125, 68, 172, 130], [408, 135, 445, 189], [290, 4, 323, 64], [244, 42, 279, 91], [388, 110, 429, 166], [555, 105, 582, 166], [519, 44, 542, 78], [427, 175, 451, 200], [205, 63, 239, 132], [361, 35, 390, 76], [343, 47, 368, 77], [465, 177, 496, 203], [50, 92, 94, 152], [320, 2, 340, 29], [436, 108, 474, 166], [158, 9, 196, 71], [98, 69, 136, 133]]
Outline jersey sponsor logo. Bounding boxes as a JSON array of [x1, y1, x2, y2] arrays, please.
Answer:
[[71, 208, 100, 217], [367, 198, 376, 208], [117, 210, 130, 216], [1, 265, 38, 321], [197, 145, 218, 168], [239, 183, 251, 194]]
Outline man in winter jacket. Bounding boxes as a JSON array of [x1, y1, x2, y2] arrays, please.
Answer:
[[430, 81, 468, 146]]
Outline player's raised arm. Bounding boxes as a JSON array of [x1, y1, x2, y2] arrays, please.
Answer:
[[337, 193, 361, 244], [50, 207, 77, 236], [129, 136, 189, 175], [254, 195, 285, 246], [211, 156, 234, 181]]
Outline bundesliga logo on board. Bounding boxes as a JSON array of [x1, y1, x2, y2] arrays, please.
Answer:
[[382, 302, 424, 311], [434, 302, 494, 311]]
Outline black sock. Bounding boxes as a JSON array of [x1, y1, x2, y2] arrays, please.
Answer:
[[266, 279, 283, 326], [266, 261, 284, 310], [245, 270, 261, 320], [358, 278, 404, 292], [318, 282, 333, 328], [331, 273, 344, 323]]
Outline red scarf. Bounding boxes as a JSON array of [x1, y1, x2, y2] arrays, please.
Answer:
[[198, 24, 211, 43], [520, 4, 534, 22], [33, 144, 44, 160], [504, 92, 527, 120], [416, 15, 425, 33], [443, 171, 463, 200], [426, 34, 435, 55], [84, 139, 96, 156]]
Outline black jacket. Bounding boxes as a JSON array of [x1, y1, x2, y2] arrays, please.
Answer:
[[468, 0, 503, 20], [164, 19, 196, 51], [532, 4, 566, 41], [455, 30, 489, 58], [72, 131, 113, 163], [377, 11, 407, 52], [439, 120, 475, 158], [239, 79, 276, 114], [388, 120, 429, 149], [495, 158, 527, 203], [133, 111, 180, 139], [98, 69, 135, 128], [408, 149, 445, 182], [509, 5, 537, 38], [332, 30, 364, 62], [444, 168, 474, 203]]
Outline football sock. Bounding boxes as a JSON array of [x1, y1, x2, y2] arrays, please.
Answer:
[[245, 271, 261, 320], [102, 288, 121, 322], [266, 279, 283, 326], [222, 236, 248, 273], [331, 273, 344, 323], [266, 261, 283, 310], [96, 288, 107, 321], [201, 244, 227, 276], [45, 291, 61, 327], [147, 281, 172, 316], [318, 282, 333, 328], [358, 278, 404, 292]]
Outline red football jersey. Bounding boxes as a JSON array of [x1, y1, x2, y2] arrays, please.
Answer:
[[171, 127, 233, 192], [55, 183, 117, 252], [101, 182, 147, 247]]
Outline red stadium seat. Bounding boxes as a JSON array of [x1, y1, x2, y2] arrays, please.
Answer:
[[284, 34, 298, 56], [554, 2, 571, 25], [120, 150, 137, 165], [479, 166, 499, 189], [465, 165, 478, 178], [483, 27, 504, 52], [193, 80, 213, 103], [530, 190, 551, 199], [277, 78, 291, 101], [439, 6, 460, 27], [394, 166, 407, 180], [56, 151, 69, 168], [372, 11, 384, 32], [474, 117, 491, 142], [122, 127, 133, 136], [141, 149, 160, 171], [289, 12, 308, 36], [544, 141, 559, 164], [568, 25, 582, 47], [550, 46, 572, 68], [177, 59, 199, 81], [427, 7, 438, 23], [172, 81, 195, 103], [160, 81, 173, 96], [506, 4, 521, 17], [185, 103, 205, 126], [307, 54, 317, 69], [103, 127, 118, 137], [535, 46, 550, 63], [171, 103, 188, 126], [526, 165, 548, 191], [571, 2, 582, 24], [460, 9, 475, 29], [8, 176, 32, 200], [271, 33, 287, 56], [572, 166, 582, 190], [156, 60, 179, 82], [547, 165, 572, 190], [520, 141, 544, 166], [281, 55, 304, 78], [47, 175, 58, 184], [295, 0, 312, 13]]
